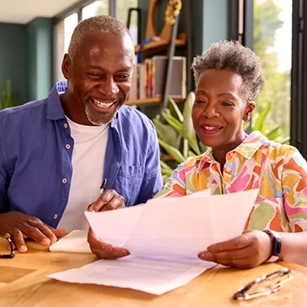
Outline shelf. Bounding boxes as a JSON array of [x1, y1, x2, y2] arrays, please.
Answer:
[[134, 33, 186, 56], [125, 97, 185, 106]]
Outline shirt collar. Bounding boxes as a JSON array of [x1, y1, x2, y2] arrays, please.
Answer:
[[197, 131, 269, 170], [46, 82, 66, 121]]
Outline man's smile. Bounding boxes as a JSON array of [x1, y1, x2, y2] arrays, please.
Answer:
[[89, 97, 118, 111]]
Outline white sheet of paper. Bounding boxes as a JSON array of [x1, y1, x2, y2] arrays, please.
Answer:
[[49, 189, 258, 295], [49, 254, 211, 295], [49, 230, 91, 253]]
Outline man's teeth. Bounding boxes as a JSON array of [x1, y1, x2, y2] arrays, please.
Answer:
[[92, 99, 114, 108]]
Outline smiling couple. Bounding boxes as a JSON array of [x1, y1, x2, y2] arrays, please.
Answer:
[[1, 15, 307, 270]]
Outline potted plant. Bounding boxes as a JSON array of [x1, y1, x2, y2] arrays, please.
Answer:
[[0, 79, 16, 109]]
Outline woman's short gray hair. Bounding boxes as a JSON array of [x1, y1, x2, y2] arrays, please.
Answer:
[[192, 40, 265, 101], [68, 15, 130, 60]]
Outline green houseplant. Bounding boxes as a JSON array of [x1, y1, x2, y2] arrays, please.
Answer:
[[0, 80, 15, 110], [153, 92, 206, 179]]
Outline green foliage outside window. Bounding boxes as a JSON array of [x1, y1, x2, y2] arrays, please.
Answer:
[[253, 0, 290, 140]]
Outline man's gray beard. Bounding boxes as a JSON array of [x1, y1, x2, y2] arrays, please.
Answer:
[[85, 103, 112, 126]]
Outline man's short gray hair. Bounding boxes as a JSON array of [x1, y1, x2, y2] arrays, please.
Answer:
[[68, 15, 131, 60]]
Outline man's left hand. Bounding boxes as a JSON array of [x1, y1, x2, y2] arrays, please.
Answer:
[[198, 230, 272, 269], [87, 189, 125, 212], [87, 229, 130, 259]]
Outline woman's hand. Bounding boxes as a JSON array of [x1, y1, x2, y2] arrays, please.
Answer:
[[198, 230, 272, 269]]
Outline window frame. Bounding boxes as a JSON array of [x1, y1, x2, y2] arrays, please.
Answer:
[[291, 0, 307, 158], [229, 0, 307, 158]]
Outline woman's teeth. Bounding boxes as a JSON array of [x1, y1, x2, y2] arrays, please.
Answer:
[[204, 126, 220, 131], [92, 99, 114, 108]]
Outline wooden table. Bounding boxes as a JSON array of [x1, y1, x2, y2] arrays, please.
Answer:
[[1, 242, 307, 307]]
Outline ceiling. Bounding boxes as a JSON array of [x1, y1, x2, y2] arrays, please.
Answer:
[[0, 0, 82, 24]]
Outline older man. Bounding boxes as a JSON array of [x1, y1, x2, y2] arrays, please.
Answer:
[[0, 16, 162, 257]]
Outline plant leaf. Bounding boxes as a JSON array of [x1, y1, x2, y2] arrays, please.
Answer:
[[253, 103, 271, 133], [158, 139, 185, 164], [188, 150, 197, 157], [153, 117, 179, 148], [160, 160, 173, 171], [167, 98, 183, 122], [266, 126, 280, 140], [181, 92, 201, 155], [161, 112, 182, 132]]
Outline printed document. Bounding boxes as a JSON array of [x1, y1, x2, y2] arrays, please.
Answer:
[[49, 189, 258, 295]]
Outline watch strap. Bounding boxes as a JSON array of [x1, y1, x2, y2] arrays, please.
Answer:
[[263, 229, 282, 263]]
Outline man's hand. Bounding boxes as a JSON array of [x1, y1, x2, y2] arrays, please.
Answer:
[[0, 211, 66, 253], [87, 229, 130, 259], [87, 189, 125, 212], [198, 230, 272, 269], [87, 190, 128, 259]]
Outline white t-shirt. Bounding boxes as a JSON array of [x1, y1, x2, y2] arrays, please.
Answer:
[[57, 117, 109, 232]]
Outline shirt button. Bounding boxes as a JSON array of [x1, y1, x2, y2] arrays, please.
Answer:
[[62, 178, 67, 184], [64, 123, 68, 128], [65, 144, 70, 149], [53, 214, 58, 219]]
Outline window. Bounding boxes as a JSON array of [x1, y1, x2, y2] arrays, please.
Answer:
[[117, 0, 139, 44], [82, 1, 109, 20], [64, 13, 78, 52], [253, 0, 292, 142], [53, 0, 140, 82], [54, 13, 78, 81]]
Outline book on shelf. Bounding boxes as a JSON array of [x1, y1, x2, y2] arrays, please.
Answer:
[[129, 56, 186, 102], [151, 56, 186, 99], [129, 63, 146, 100]]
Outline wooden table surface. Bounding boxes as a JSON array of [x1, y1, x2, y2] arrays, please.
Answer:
[[1, 242, 307, 307]]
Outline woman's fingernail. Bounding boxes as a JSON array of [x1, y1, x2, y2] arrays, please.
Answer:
[[121, 250, 130, 256], [198, 251, 214, 261]]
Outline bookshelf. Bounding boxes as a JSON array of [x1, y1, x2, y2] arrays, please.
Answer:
[[134, 33, 187, 56], [125, 97, 185, 106], [126, 0, 191, 108]]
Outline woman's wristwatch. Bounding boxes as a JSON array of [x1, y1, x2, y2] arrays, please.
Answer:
[[263, 229, 282, 262]]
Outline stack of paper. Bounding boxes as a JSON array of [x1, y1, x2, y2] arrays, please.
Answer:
[[48, 189, 258, 295], [49, 230, 91, 253]]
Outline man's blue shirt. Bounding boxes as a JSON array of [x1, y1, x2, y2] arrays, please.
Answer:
[[0, 82, 163, 227]]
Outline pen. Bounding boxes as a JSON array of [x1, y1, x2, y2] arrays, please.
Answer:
[[100, 178, 107, 195]]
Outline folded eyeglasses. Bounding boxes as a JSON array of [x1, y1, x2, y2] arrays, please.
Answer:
[[0, 236, 15, 259], [233, 268, 293, 301]]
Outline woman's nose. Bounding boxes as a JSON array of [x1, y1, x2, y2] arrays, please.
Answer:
[[203, 105, 220, 118]]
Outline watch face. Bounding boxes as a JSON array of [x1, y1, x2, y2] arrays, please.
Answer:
[[263, 230, 282, 257], [272, 236, 282, 256]]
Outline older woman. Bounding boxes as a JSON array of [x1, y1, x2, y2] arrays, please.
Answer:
[[156, 40, 307, 269]]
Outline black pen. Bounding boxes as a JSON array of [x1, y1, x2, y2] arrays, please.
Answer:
[[100, 178, 107, 195]]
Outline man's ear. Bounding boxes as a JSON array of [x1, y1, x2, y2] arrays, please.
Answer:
[[243, 101, 256, 121], [61, 54, 71, 79]]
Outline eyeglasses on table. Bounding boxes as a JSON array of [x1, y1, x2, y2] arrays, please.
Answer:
[[0, 236, 15, 259], [233, 267, 293, 301]]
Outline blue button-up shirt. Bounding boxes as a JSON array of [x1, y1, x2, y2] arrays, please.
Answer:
[[0, 82, 163, 227]]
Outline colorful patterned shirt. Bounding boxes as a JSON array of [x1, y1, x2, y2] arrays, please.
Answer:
[[156, 131, 307, 232]]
